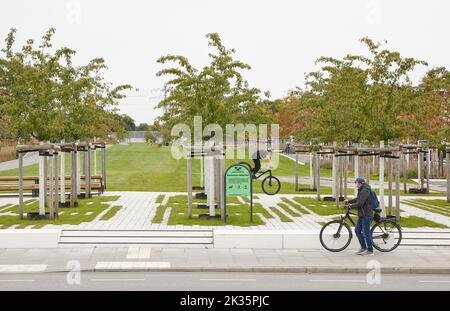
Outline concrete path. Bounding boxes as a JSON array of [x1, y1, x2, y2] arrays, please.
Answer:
[[1, 192, 450, 230], [0, 246, 448, 275], [0, 151, 39, 171]]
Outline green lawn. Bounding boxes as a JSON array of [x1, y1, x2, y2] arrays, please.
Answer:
[[0, 143, 444, 196], [269, 206, 294, 222], [0, 195, 119, 229], [99, 205, 123, 221], [164, 195, 265, 226], [398, 216, 448, 229], [402, 199, 450, 217], [292, 197, 346, 215], [280, 197, 310, 214], [0, 144, 331, 193], [329, 215, 448, 229], [277, 202, 302, 217]]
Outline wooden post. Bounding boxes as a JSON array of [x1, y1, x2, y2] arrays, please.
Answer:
[[366, 158, 370, 185], [18, 152, 24, 219], [76, 146, 81, 196], [343, 156, 348, 200], [60, 150, 65, 204], [315, 152, 321, 201], [426, 148, 431, 194], [295, 151, 299, 191], [396, 155, 401, 222], [70, 149, 76, 208], [40, 155, 46, 216], [332, 151, 337, 199], [418, 149, 424, 189], [309, 152, 314, 189], [187, 155, 193, 218], [354, 154, 359, 197], [102, 147, 107, 190], [388, 157, 393, 217], [49, 154, 54, 220], [54, 152, 59, 217], [403, 152, 407, 194], [335, 156, 340, 208], [447, 148, 450, 203], [86, 147, 91, 198], [219, 154, 225, 221], [94, 148, 97, 176], [207, 156, 215, 217], [200, 155, 204, 189], [379, 141, 385, 217]]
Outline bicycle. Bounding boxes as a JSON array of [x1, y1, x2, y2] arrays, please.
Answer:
[[319, 202, 402, 252], [238, 161, 281, 195]]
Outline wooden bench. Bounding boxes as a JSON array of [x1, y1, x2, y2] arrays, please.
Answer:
[[0, 175, 104, 196], [0, 175, 104, 181]]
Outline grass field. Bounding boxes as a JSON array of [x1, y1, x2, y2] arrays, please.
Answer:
[[0, 143, 445, 196], [402, 199, 450, 217], [0, 144, 330, 193], [162, 195, 266, 226], [0, 195, 119, 229]]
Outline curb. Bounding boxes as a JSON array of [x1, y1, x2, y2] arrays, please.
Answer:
[[7, 266, 450, 275]]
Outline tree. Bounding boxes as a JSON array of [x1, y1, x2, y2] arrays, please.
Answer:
[[118, 114, 136, 131], [274, 97, 304, 139], [136, 123, 151, 131], [155, 33, 273, 136], [294, 37, 428, 145], [403, 67, 450, 145], [0, 28, 132, 142]]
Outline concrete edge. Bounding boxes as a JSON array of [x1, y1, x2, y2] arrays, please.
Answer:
[[10, 266, 450, 275]]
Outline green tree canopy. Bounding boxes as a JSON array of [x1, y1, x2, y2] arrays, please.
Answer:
[[155, 33, 273, 135], [294, 37, 429, 145], [0, 28, 132, 142]]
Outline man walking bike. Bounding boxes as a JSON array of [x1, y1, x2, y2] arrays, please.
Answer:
[[346, 177, 374, 256]]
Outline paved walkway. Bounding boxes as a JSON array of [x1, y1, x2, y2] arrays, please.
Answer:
[[0, 151, 39, 171], [0, 246, 448, 274], [1, 192, 449, 231]]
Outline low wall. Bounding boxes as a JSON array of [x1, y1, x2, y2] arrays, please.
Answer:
[[0, 229, 61, 249], [214, 230, 360, 249]]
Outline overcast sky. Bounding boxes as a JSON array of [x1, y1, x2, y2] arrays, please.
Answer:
[[1, 0, 449, 124]]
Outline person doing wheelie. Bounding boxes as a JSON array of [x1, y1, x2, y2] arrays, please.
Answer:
[[251, 149, 272, 177], [346, 177, 374, 256]]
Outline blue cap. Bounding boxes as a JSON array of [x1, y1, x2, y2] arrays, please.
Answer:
[[354, 177, 366, 183]]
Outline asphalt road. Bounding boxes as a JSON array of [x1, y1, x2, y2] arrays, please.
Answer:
[[0, 272, 449, 291]]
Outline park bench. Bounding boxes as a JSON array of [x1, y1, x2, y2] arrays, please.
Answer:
[[0, 175, 104, 196]]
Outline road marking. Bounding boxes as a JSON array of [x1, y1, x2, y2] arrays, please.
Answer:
[[95, 261, 170, 270], [0, 265, 47, 273], [419, 280, 450, 283], [91, 279, 145, 282], [309, 279, 365, 283], [200, 279, 257, 282], [0, 279, 35, 282]]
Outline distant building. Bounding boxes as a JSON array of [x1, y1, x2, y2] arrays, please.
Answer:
[[112, 131, 164, 143]]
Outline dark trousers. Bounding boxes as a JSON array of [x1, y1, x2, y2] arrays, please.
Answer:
[[355, 216, 374, 252], [252, 159, 261, 175]]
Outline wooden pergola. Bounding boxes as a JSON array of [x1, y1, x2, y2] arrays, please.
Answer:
[[293, 142, 403, 221], [16, 144, 61, 220], [15, 140, 108, 220]]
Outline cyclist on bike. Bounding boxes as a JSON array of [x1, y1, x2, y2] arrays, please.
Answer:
[[346, 177, 374, 256], [251, 149, 272, 177]]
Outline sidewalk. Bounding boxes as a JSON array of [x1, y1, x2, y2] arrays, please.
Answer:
[[0, 246, 449, 274]]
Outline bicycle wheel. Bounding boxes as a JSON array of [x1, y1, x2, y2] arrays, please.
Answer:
[[371, 220, 402, 252], [261, 175, 281, 195], [319, 220, 352, 252]]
